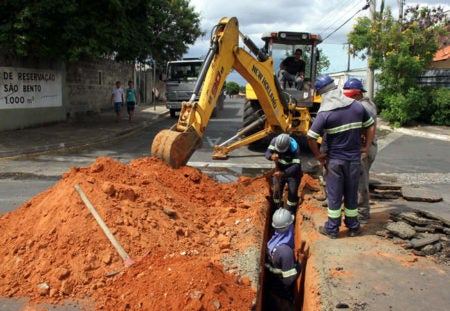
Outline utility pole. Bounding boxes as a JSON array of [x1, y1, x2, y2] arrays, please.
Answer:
[[346, 44, 351, 72], [398, 0, 404, 20], [366, 0, 376, 100]]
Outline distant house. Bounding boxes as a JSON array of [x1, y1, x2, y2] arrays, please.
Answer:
[[417, 46, 450, 88], [328, 68, 380, 93], [431, 46, 450, 69]]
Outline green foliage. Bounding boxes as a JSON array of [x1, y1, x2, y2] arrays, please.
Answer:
[[0, 0, 202, 63], [316, 48, 330, 75], [347, 4, 446, 126], [430, 88, 450, 126], [225, 81, 240, 96], [379, 88, 426, 126], [298, 48, 330, 76]]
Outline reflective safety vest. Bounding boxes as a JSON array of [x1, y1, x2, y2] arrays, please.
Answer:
[[265, 262, 298, 279]]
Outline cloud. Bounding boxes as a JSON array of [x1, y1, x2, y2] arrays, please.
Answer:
[[185, 0, 450, 81], [188, 0, 449, 48]]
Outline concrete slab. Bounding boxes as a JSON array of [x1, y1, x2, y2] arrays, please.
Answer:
[[402, 185, 443, 202]]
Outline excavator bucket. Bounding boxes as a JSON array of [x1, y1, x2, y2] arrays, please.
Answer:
[[151, 128, 202, 169]]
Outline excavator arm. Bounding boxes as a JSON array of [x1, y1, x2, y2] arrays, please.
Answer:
[[151, 17, 297, 168]]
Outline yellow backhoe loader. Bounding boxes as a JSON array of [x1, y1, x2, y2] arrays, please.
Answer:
[[151, 17, 322, 168]]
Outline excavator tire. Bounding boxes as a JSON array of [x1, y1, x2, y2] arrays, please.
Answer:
[[242, 100, 264, 132], [242, 100, 273, 150]]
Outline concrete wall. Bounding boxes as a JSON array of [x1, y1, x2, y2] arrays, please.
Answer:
[[0, 55, 135, 131], [65, 59, 134, 117]]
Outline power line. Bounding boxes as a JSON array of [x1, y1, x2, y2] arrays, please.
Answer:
[[322, 1, 370, 42], [317, 0, 358, 35]]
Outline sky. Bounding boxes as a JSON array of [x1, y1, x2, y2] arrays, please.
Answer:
[[184, 0, 449, 85]]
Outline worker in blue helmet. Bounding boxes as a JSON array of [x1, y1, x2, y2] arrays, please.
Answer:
[[307, 75, 375, 239], [343, 78, 378, 224]]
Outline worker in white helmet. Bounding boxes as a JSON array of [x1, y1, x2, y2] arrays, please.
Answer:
[[265, 133, 303, 213], [264, 208, 301, 311]]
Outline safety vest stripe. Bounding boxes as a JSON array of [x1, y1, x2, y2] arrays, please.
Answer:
[[286, 199, 297, 206], [326, 122, 362, 135], [282, 268, 298, 278], [307, 130, 320, 140], [344, 207, 358, 217], [273, 199, 281, 203], [265, 264, 297, 278], [328, 208, 341, 218], [363, 117, 374, 127], [278, 159, 301, 165]]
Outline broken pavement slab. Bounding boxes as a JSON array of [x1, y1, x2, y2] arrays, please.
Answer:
[[385, 221, 417, 239], [402, 185, 443, 202], [370, 182, 402, 191], [396, 211, 444, 226]]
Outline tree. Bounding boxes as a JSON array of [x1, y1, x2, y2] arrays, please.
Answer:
[[225, 81, 240, 97], [316, 48, 330, 75], [347, 4, 447, 126], [0, 0, 202, 63]]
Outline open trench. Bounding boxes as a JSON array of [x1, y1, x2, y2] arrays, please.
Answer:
[[205, 166, 321, 311], [260, 189, 318, 311]]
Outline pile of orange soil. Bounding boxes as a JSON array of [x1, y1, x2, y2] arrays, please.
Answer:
[[0, 157, 271, 310]]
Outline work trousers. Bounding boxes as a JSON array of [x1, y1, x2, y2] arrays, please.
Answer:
[[278, 70, 303, 90], [324, 158, 360, 233], [273, 174, 301, 213], [358, 145, 377, 220]]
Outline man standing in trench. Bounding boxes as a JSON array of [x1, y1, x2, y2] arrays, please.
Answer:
[[307, 75, 375, 239], [265, 133, 303, 213], [264, 208, 301, 311]]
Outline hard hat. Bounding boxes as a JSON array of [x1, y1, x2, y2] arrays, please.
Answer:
[[314, 75, 335, 95], [343, 78, 367, 92], [272, 208, 294, 231], [275, 133, 290, 153], [343, 89, 362, 98]]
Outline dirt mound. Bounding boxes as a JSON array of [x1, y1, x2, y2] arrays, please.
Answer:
[[0, 157, 270, 310]]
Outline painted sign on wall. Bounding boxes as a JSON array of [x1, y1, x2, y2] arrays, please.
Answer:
[[0, 67, 62, 109]]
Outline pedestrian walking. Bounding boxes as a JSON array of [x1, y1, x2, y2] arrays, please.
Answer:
[[264, 208, 301, 311], [126, 80, 138, 123], [265, 133, 303, 213], [343, 78, 378, 224], [111, 81, 124, 123], [307, 75, 375, 238]]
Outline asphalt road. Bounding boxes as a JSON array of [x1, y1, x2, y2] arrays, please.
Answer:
[[0, 99, 318, 215], [1, 98, 449, 216]]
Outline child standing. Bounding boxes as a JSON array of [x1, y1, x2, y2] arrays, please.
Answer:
[[125, 80, 138, 123], [111, 81, 124, 122]]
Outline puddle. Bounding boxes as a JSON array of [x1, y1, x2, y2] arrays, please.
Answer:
[[200, 166, 268, 183]]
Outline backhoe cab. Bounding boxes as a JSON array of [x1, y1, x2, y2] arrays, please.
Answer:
[[151, 17, 322, 168]]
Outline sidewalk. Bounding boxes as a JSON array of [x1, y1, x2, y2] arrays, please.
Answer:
[[0, 103, 169, 159], [1, 103, 448, 160]]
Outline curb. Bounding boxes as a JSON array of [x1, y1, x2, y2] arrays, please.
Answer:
[[378, 124, 450, 142], [0, 110, 170, 160]]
